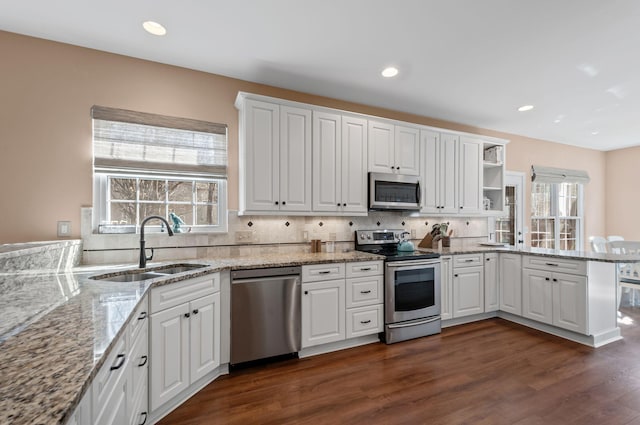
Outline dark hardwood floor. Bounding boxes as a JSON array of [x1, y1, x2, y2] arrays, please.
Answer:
[[160, 306, 640, 425]]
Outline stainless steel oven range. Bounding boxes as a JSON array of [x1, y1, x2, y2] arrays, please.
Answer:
[[355, 229, 441, 344]]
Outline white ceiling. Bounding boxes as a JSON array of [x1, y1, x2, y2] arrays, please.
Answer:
[[1, 0, 639, 151]]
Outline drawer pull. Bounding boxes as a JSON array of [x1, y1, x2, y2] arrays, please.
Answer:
[[193, 309, 199, 315], [184, 312, 191, 318], [318, 271, 331, 274], [360, 290, 372, 294], [139, 412, 148, 425], [110, 354, 125, 371], [138, 355, 148, 367], [545, 263, 559, 266], [360, 267, 372, 271], [360, 320, 372, 324], [137, 312, 147, 321], [464, 259, 474, 262]]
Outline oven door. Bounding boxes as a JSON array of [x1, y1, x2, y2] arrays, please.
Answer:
[[385, 259, 441, 323]]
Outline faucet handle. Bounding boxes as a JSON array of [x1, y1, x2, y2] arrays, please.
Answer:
[[146, 247, 155, 262]]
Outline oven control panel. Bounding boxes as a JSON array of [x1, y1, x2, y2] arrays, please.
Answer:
[[355, 229, 403, 244]]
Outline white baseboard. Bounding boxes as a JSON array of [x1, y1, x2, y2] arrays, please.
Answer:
[[298, 334, 380, 358]]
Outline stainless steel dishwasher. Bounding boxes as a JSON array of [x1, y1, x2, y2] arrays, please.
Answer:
[[231, 266, 301, 365]]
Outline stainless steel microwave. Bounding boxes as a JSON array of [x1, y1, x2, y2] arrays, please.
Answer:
[[368, 172, 421, 211]]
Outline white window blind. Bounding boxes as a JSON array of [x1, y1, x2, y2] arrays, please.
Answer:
[[531, 165, 590, 184], [92, 106, 227, 177]]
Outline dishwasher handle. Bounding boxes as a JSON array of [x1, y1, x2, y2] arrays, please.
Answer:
[[232, 274, 300, 285]]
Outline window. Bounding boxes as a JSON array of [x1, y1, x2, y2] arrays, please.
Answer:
[[92, 106, 227, 233], [530, 182, 583, 250]]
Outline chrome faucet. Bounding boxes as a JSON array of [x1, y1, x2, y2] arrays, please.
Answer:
[[139, 215, 174, 269]]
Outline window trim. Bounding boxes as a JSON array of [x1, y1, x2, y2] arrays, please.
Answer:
[[94, 172, 227, 234], [530, 182, 584, 251]]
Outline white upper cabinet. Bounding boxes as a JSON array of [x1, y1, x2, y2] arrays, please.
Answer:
[[458, 136, 483, 214], [368, 121, 420, 176], [238, 98, 311, 214], [313, 112, 367, 214], [280, 106, 313, 211], [340, 115, 368, 214], [421, 130, 458, 214]]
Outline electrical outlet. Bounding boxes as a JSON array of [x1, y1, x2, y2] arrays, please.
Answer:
[[411, 229, 416, 238], [303, 231, 309, 241], [57, 221, 71, 237], [235, 230, 254, 243]]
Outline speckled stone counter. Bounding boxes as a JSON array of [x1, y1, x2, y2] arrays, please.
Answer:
[[0, 250, 381, 425], [416, 245, 640, 263]]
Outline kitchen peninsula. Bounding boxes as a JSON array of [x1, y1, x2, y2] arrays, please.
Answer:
[[1, 242, 639, 425]]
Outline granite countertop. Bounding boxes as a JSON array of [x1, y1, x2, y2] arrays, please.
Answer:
[[0, 250, 381, 425], [417, 245, 640, 263]]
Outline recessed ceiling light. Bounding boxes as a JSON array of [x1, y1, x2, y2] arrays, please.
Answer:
[[517, 105, 534, 112], [591, 131, 600, 135], [143, 21, 167, 36], [381, 67, 399, 78]]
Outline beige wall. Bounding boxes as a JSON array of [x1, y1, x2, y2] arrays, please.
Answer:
[[0, 30, 608, 247], [605, 146, 640, 240]]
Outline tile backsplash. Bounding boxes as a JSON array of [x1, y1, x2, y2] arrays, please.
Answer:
[[81, 208, 488, 265]]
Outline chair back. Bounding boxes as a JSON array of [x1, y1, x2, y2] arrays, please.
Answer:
[[589, 236, 609, 253]]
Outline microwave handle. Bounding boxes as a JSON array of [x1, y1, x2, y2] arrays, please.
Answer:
[[416, 181, 421, 204]]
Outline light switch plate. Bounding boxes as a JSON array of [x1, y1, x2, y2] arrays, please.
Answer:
[[57, 221, 71, 237]]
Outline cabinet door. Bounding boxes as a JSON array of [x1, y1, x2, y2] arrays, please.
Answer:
[[341, 115, 368, 213], [484, 253, 499, 312], [522, 269, 553, 324], [313, 111, 342, 212], [190, 293, 221, 383], [439, 133, 459, 214], [440, 256, 453, 320], [452, 265, 484, 318], [301, 280, 345, 348], [552, 272, 587, 334], [499, 253, 522, 315], [421, 130, 440, 214], [368, 120, 395, 173], [395, 125, 420, 175], [279, 106, 312, 211], [94, 376, 128, 425], [243, 99, 280, 212], [150, 303, 190, 412], [458, 136, 483, 214], [127, 325, 148, 425]]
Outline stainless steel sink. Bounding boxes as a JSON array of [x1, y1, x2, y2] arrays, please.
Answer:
[[89, 263, 207, 282], [154, 264, 207, 274], [92, 272, 165, 282]]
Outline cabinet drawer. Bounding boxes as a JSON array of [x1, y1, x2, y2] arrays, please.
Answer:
[[151, 273, 219, 314], [128, 296, 148, 345], [302, 263, 345, 282], [523, 255, 587, 275], [128, 376, 148, 425], [346, 275, 383, 308], [453, 254, 483, 268], [345, 261, 384, 278], [92, 333, 128, 422], [346, 305, 383, 338], [128, 324, 148, 406]]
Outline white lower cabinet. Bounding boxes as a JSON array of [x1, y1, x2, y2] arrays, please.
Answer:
[[301, 279, 346, 348], [452, 254, 484, 318], [484, 253, 499, 312], [440, 256, 453, 320], [88, 296, 149, 425], [522, 265, 587, 334], [150, 274, 221, 413], [301, 261, 383, 349], [499, 253, 522, 315]]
